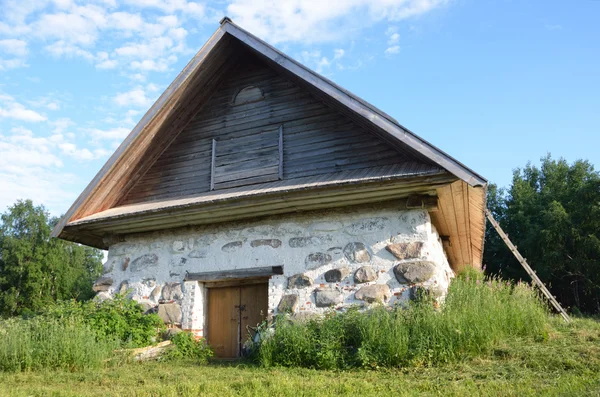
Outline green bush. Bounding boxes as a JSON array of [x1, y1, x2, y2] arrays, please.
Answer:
[[162, 332, 213, 364], [0, 316, 119, 372], [44, 294, 164, 348], [256, 272, 550, 369]]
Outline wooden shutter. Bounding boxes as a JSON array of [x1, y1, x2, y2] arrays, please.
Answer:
[[211, 125, 283, 190]]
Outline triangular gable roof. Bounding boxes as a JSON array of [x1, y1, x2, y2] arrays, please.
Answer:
[[52, 18, 487, 268]]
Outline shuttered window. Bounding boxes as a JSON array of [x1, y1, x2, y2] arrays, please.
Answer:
[[210, 125, 283, 190]]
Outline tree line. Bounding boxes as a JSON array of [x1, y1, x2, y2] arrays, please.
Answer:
[[0, 200, 103, 317], [1, 155, 599, 316], [484, 155, 600, 314]]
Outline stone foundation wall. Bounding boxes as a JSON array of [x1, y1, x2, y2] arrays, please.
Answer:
[[95, 203, 453, 336]]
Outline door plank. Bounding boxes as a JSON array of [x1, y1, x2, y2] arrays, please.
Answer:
[[207, 287, 240, 358], [240, 284, 268, 345]]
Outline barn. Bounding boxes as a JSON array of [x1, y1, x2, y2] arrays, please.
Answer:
[[52, 18, 487, 358]]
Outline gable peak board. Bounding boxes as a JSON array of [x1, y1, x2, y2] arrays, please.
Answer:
[[52, 18, 487, 269]]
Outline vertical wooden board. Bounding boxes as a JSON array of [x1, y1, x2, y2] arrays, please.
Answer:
[[468, 184, 486, 267], [436, 184, 464, 268], [461, 181, 473, 266], [207, 286, 240, 358], [278, 124, 283, 180], [450, 181, 471, 269], [210, 139, 216, 190], [240, 283, 268, 345]]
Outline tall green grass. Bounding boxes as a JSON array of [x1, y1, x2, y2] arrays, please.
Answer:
[[256, 272, 550, 369], [0, 316, 120, 372], [0, 295, 164, 372]]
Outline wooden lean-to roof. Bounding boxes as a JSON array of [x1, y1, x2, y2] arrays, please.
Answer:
[[52, 17, 487, 270]]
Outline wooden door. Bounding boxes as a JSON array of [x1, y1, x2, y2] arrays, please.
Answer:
[[207, 286, 241, 358], [240, 284, 269, 343], [207, 283, 268, 358]]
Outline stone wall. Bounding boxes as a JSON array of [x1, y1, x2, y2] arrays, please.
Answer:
[[95, 202, 453, 336]]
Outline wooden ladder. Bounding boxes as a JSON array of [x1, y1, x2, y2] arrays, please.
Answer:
[[485, 209, 570, 322]]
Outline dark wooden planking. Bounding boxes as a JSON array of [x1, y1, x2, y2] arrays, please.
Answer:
[[278, 125, 283, 180], [222, 20, 487, 187], [215, 165, 279, 184], [215, 154, 279, 174], [210, 139, 216, 190], [130, 151, 411, 200], [120, 54, 424, 206], [215, 172, 280, 190]]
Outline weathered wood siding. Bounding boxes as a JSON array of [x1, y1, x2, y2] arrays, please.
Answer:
[[120, 56, 422, 205]]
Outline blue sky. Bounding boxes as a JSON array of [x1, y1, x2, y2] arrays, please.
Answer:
[[0, 0, 598, 216]]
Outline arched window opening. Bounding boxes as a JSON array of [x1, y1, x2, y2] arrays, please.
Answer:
[[232, 85, 264, 105]]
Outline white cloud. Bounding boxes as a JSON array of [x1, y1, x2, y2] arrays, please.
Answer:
[[95, 51, 117, 69], [0, 116, 110, 190], [0, 58, 28, 71], [227, 0, 449, 44], [129, 73, 147, 82], [0, 95, 47, 122], [388, 32, 400, 45], [385, 45, 400, 55], [0, 39, 28, 56], [301, 48, 350, 73], [0, 129, 63, 170], [124, 0, 205, 18], [2, 2, 191, 77], [88, 126, 131, 140], [51, 117, 75, 133], [45, 40, 94, 60], [96, 58, 117, 69], [130, 58, 171, 72], [385, 26, 401, 55], [113, 87, 153, 108], [0, 165, 78, 216], [108, 11, 145, 31], [28, 96, 62, 111], [34, 10, 101, 46], [115, 36, 173, 58], [0, 39, 29, 70]]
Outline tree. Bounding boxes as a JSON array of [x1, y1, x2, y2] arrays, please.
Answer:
[[0, 200, 104, 317], [484, 155, 600, 314]]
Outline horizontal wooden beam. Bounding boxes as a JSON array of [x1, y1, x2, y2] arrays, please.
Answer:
[[185, 266, 283, 282]]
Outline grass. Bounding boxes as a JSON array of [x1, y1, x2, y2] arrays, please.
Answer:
[[256, 273, 550, 369], [0, 273, 598, 395], [0, 316, 598, 396], [0, 316, 120, 372]]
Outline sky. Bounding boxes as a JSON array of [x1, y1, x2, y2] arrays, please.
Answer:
[[0, 0, 598, 216]]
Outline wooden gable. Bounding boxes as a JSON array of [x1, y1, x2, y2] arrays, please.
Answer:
[[52, 18, 487, 270], [119, 55, 425, 206]]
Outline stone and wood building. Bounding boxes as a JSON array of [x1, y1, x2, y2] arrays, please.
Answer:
[[52, 18, 487, 358]]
